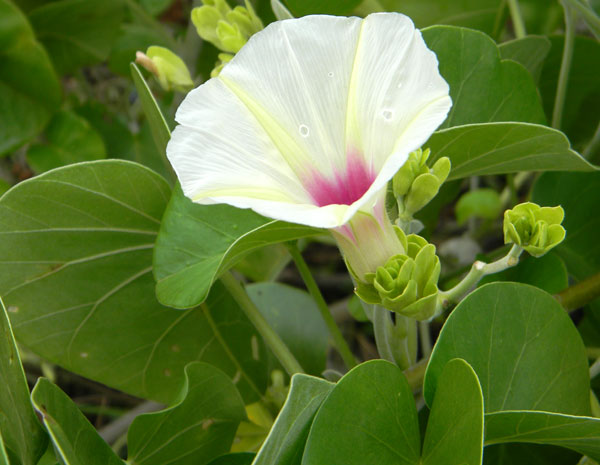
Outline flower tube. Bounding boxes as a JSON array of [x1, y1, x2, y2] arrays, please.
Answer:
[[167, 13, 451, 281]]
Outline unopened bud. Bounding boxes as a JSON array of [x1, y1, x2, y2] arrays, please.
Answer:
[[136, 47, 194, 92]]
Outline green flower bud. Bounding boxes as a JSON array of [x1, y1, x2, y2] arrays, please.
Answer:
[[392, 148, 450, 220], [135, 46, 194, 92], [192, 0, 262, 55], [503, 202, 566, 257], [355, 234, 441, 320]]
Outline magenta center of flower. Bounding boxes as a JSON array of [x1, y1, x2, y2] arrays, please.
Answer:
[[306, 151, 375, 207]]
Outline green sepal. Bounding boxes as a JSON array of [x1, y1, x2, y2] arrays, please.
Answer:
[[503, 202, 566, 257], [144, 46, 193, 92]]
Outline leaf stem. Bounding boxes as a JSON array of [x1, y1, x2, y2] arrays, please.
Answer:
[[286, 243, 357, 369], [555, 271, 600, 312], [372, 306, 417, 370], [552, 0, 577, 129], [507, 0, 527, 38], [439, 244, 523, 306], [220, 272, 304, 375]]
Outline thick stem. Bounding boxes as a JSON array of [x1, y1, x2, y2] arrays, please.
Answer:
[[404, 357, 429, 393], [552, 0, 577, 129], [555, 271, 600, 312], [372, 306, 416, 370], [419, 321, 433, 359], [372, 305, 396, 364], [286, 243, 357, 370], [439, 244, 523, 306], [220, 272, 304, 375], [507, 0, 527, 38]]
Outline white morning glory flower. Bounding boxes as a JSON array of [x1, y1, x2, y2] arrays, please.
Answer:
[[167, 13, 451, 280]]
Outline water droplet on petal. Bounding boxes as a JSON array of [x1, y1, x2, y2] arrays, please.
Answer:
[[397, 82, 403, 89], [382, 110, 394, 121], [328, 71, 334, 77], [299, 124, 310, 137]]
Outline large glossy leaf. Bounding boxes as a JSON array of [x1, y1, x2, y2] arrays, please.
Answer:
[[0, 298, 47, 465], [302, 360, 420, 465], [533, 171, 600, 281], [31, 378, 123, 465], [154, 185, 321, 309], [253, 374, 333, 465], [498, 36, 551, 83], [485, 410, 600, 460], [247, 283, 329, 376], [427, 122, 596, 180], [539, 36, 600, 159], [422, 25, 546, 128], [0, 160, 267, 404], [374, 0, 504, 35], [27, 111, 106, 174], [425, 283, 590, 415], [28, 0, 124, 74], [128, 362, 246, 465], [208, 453, 255, 465], [0, 0, 61, 155], [422, 359, 484, 465]]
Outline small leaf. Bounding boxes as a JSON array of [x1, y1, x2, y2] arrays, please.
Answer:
[[0, 0, 61, 155], [31, 378, 123, 465], [455, 188, 502, 225], [28, 0, 124, 74], [498, 35, 552, 83], [253, 374, 333, 465], [423, 25, 546, 128], [302, 360, 420, 465], [0, 297, 47, 465], [247, 283, 329, 376], [154, 185, 320, 309], [128, 363, 246, 465], [422, 359, 484, 465], [485, 410, 600, 461], [27, 111, 106, 173], [427, 122, 596, 180], [425, 282, 590, 415]]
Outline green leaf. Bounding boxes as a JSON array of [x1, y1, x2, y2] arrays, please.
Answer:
[[422, 359, 484, 465], [0, 0, 61, 155], [154, 184, 320, 309], [485, 410, 600, 460], [422, 25, 546, 128], [498, 35, 552, 83], [302, 360, 420, 465], [479, 253, 568, 295], [426, 122, 596, 180], [235, 244, 290, 282], [372, 0, 505, 35], [425, 282, 590, 415], [540, 36, 600, 159], [208, 453, 255, 465], [483, 443, 580, 465], [28, 0, 125, 74], [0, 297, 47, 465], [0, 160, 267, 404], [27, 111, 106, 174], [247, 283, 329, 376], [140, 0, 173, 16], [0, 433, 9, 465], [455, 188, 502, 225], [128, 362, 246, 465], [533, 171, 600, 281], [31, 378, 123, 465], [130, 63, 172, 160], [253, 374, 333, 465], [283, 0, 360, 16]]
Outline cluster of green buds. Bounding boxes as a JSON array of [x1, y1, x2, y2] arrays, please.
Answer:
[[135, 46, 194, 92], [191, 0, 263, 76], [392, 148, 451, 229], [355, 230, 441, 321], [503, 202, 566, 257]]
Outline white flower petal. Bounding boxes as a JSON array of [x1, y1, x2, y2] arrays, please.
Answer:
[[167, 13, 452, 229]]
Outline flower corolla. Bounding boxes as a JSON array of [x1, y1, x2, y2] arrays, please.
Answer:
[[167, 13, 452, 280]]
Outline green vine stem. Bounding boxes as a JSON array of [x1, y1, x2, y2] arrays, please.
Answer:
[[404, 357, 428, 393], [372, 306, 417, 370], [552, 0, 577, 129], [439, 244, 523, 307], [286, 243, 358, 370], [507, 0, 527, 38], [555, 271, 600, 312], [219, 271, 304, 375]]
